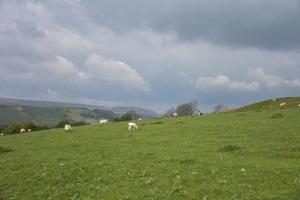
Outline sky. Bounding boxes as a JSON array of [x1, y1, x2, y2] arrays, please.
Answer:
[[0, 0, 300, 113]]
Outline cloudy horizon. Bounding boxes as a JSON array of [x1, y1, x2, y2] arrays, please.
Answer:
[[1, 0, 300, 113]]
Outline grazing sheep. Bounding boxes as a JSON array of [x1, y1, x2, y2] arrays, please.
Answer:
[[298, 104, 300, 107], [138, 118, 142, 121], [64, 124, 72, 132], [99, 119, 109, 125], [20, 128, 26, 134], [0, 133, 3, 136], [172, 112, 178, 117], [27, 129, 31, 132], [128, 122, 138, 131], [279, 102, 286, 106]]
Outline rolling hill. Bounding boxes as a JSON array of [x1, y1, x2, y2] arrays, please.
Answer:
[[0, 97, 159, 128], [0, 106, 299, 199]]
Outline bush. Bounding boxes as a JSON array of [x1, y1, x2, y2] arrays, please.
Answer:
[[71, 121, 90, 126], [26, 122, 49, 131], [1, 122, 49, 135], [2, 123, 27, 135], [56, 120, 89, 128], [56, 120, 71, 128]]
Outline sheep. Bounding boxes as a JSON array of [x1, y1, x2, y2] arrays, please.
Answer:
[[27, 129, 31, 132], [279, 102, 286, 106], [172, 112, 178, 117], [20, 128, 26, 134], [128, 122, 138, 131], [272, 98, 277, 102], [0, 133, 3, 136], [298, 104, 300, 107], [99, 119, 109, 125], [138, 118, 142, 121], [64, 124, 72, 132]]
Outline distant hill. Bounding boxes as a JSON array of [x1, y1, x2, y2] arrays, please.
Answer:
[[234, 96, 300, 112], [0, 97, 159, 128]]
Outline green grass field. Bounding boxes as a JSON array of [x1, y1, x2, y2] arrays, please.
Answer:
[[1, 108, 300, 199]]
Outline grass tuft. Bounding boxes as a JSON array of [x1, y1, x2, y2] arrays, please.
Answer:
[[270, 113, 284, 119], [0, 146, 12, 154], [218, 145, 241, 152]]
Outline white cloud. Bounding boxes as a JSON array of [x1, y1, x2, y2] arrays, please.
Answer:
[[249, 68, 300, 87], [46, 56, 87, 80], [178, 70, 187, 77], [85, 53, 150, 91], [44, 28, 91, 50], [47, 88, 59, 97], [194, 75, 260, 91]]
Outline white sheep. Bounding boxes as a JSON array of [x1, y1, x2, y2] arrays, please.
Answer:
[[128, 122, 138, 131], [64, 124, 72, 132], [27, 129, 31, 132], [279, 102, 286, 106], [20, 128, 26, 134], [172, 112, 178, 117], [99, 119, 109, 125], [0, 133, 3, 136]]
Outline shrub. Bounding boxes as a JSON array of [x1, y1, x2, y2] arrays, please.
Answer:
[[2, 123, 27, 135], [55, 120, 71, 128], [1, 122, 49, 135], [71, 121, 90, 126]]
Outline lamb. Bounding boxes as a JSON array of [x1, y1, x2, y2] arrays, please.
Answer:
[[20, 128, 26, 134], [99, 119, 109, 125], [279, 102, 286, 106], [128, 122, 138, 131], [64, 124, 72, 132]]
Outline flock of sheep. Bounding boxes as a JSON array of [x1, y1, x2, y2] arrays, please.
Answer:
[[63, 119, 139, 133]]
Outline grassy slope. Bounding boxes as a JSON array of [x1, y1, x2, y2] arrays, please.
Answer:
[[0, 108, 300, 199], [235, 97, 300, 112]]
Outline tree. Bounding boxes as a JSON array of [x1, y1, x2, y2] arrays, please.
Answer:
[[163, 107, 176, 117], [214, 104, 227, 113], [175, 101, 198, 116], [114, 111, 140, 122]]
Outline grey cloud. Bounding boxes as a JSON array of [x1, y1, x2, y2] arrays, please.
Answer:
[[82, 0, 300, 50], [0, 0, 300, 113]]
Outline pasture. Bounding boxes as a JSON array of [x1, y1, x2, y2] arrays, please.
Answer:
[[0, 108, 300, 199]]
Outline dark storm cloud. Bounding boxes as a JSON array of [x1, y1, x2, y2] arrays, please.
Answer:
[[83, 0, 300, 50]]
